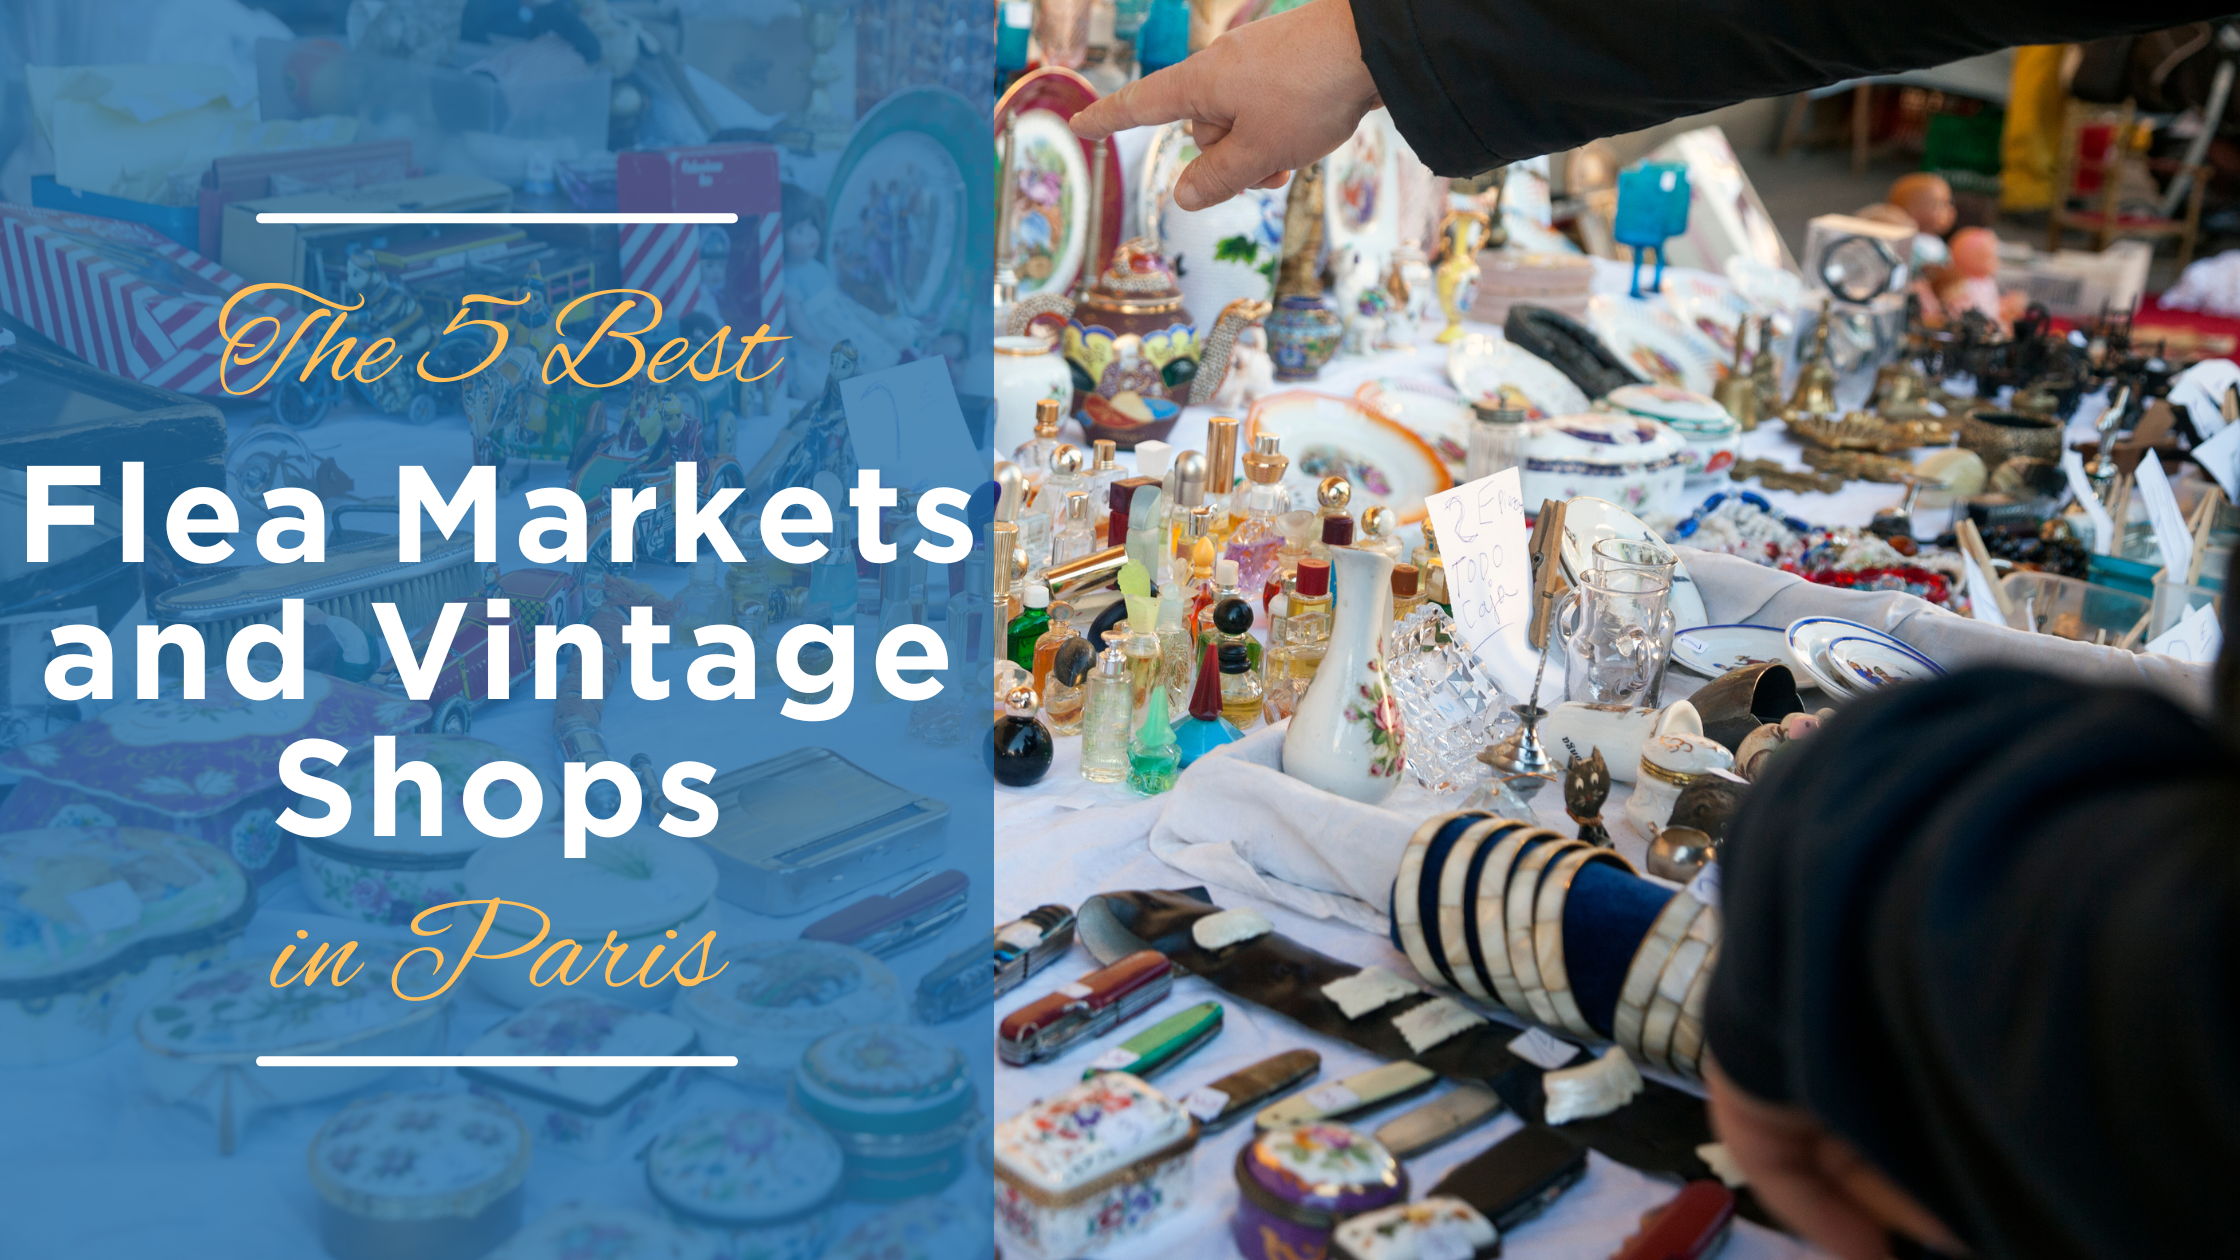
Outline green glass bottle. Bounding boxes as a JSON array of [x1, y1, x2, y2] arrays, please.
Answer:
[[1006, 582, 1051, 670], [1125, 676, 1182, 795]]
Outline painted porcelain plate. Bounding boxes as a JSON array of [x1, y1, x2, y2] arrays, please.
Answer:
[[1446, 332, 1590, 419], [1659, 272, 1755, 359], [1587, 295, 1723, 395], [1785, 617, 1941, 696], [1670, 623, 1792, 679], [1246, 390, 1453, 524], [1557, 495, 1710, 628], [1355, 377, 1473, 469], [829, 87, 990, 336], [996, 69, 1122, 301], [1825, 633, 1945, 691]]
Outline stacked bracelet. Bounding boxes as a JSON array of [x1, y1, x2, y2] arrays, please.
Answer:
[[1532, 846, 1640, 1039], [1505, 838, 1588, 1028], [1611, 890, 1705, 1060]]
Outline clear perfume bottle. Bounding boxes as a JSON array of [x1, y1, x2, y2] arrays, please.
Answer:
[[1079, 644, 1133, 783], [1086, 439, 1123, 530], [1012, 398, 1062, 492], [1392, 563, 1425, 622], [1042, 443, 1088, 535], [1217, 642, 1263, 730], [1413, 519, 1450, 608], [1044, 636, 1096, 736], [1123, 620, 1163, 734], [1171, 640, 1243, 768], [1358, 505, 1405, 564], [1125, 679, 1181, 795], [1204, 416, 1241, 538], [1221, 435, 1292, 597], [1154, 563, 1195, 714], [1283, 557, 1333, 675], [1049, 490, 1095, 573]]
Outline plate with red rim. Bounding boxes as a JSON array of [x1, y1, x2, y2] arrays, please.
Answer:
[[1355, 377, 1473, 470], [1586, 294, 1723, 395], [1245, 390, 1453, 524], [996, 68, 1124, 301]]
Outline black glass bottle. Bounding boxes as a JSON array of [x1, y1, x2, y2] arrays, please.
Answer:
[[992, 684, 1056, 787]]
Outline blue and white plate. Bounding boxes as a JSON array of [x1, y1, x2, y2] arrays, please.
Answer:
[[1785, 617, 1943, 696], [1670, 623, 1791, 679]]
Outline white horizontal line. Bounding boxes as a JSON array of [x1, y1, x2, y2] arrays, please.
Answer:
[[256, 1055, 738, 1068], [253, 212, 738, 225]]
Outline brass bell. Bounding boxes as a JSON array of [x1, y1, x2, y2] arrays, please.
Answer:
[[1785, 302, 1839, 418], [1713, 318, 1759, 431]]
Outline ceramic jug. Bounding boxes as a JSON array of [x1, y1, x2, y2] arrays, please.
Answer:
[[1282, 546, 1407, 803]]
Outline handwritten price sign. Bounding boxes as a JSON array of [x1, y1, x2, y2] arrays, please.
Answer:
[[1422, 468, 1536, 699]]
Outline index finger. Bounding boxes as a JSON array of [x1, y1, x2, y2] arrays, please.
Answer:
[[1070, 62, 1209, 141]]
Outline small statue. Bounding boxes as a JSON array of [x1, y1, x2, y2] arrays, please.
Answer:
[[1564, 748, 1611, 847], [1748, 317, 1784, 421], [1432, 209, 1490, 345], [1274, 163, 1327, 301]]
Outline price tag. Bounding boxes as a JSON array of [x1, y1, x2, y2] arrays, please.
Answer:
[[1421, 468, 1535, 699], [1183, 1086, 1231, 1122], [66, 880, 141, 934], [2195, 420, 2240, 504], [996, 922, 1046, 950], [1057, 982, 1093, 1000], [1302, 1082, 1362, 1115], [1088, 1047, 1141, 1072], [1960, 552, 2007, 628], [1506, 1027, 1580, 1070], [1418, 1220, 1479, 1260], [1685, 861, 1723, 910], [2145, 600, 2223, 663], [2135, 453, 2195, 581]]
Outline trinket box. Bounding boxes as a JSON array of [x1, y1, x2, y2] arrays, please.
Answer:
[[1521, 413, 1689, 520], [1334, 1198, 1500, 1260], [994, 1072, 1198, 1257], [461, 830, 719, 1008], [645, 1109, 843, 1260], [1082, 999, 1223, 1080], [1605, 384, 1741, 483], [673, 939, 902, 1088], [487, 1204, 716, 1260], [139, 945, 448, 1153], [997, 948, 1174, 1066], [0, 673, 428, 886], [299, 736, 551, 927], [915, 903, 1077, 1023], [460, 998, 697, 1161], [0, 825, 250, 1067], [690, 748, 949, 916], [1623, 734, 1737, 836], [799, 869, 969, 957], [1233, 1123, 1409, 1260], [792, 1023, 979, 1200], [308, 1091, 531, 1260]]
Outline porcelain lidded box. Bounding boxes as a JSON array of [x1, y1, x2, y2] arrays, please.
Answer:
[[0, 825, 251, 1068], [671, 938, 902, 1088], [993, 1071, 1199, 1258], [1522, 412, 1691, 518], [1333, 1198, 1500, 1260], [308, 1090, 531, 1260], [1606, 384, 1742, 483], [487, 1204, 718, 1260], [0, 672, 427, 887], [1233, 1123, 1409, 1260], [646, 1109, 845, 1260], [792, 1022, 979, 1200], [460, 830, 720, 1009], [139, 944, 449, 1152], [1624, 732, 1739, 837], [460, 997, 698, 1160], [300, 736, 553, 927]]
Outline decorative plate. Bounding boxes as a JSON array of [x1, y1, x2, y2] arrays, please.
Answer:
[[1784, 617, 1940, 696], [997, 69, 1123, 302], [1558, 495, 1710, 627], [1825, 634, 1945, 691], [1446, 332, 1590, 419], [1244, 390, 1453, 524], [1670, 624, 1792, 678], [1658, 272, 1755, 359], [1355, 377, 1474, 469], [1586, 295, 1723, 395], [828, 87, 991, 337]]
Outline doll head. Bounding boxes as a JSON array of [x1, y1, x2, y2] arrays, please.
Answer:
[[1889, 173, 1955, 237], [1949, 226, 2000, 279]]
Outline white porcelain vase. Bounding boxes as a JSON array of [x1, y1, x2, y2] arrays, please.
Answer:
[[1282, 546, 1407, 803], [993, 335, 1075, 456]]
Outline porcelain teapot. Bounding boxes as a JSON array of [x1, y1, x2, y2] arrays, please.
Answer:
[[1008, 236, 1268, 408]]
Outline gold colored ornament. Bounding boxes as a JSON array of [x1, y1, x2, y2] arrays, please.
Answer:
[[1433, 209, 1490, 345], [1730, 457, 1844, 494], [1711, 315, 1758, 431], [1275, 162, 1327, 301], [1799, 447, 1916, 484], [1784, 301, 1838, 419]]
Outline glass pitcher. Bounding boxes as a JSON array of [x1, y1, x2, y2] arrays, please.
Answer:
[[1556, 566, 1672, 707]]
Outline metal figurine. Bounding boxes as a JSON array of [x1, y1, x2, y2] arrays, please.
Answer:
[[1564, 748, 1611, 847]]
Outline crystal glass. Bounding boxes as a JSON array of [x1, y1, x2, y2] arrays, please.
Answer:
[[1556, 567, 1671, 707], [1384, 603, 1517, 792], [1589, 537, 1680, 703]]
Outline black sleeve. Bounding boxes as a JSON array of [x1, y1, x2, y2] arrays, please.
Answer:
[[1705, 667, 2240, 1260], [1348, 0, 2237, 175]]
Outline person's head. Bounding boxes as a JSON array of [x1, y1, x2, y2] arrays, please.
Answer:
[[782, 184, 825, 263], [1948, 226, 1999, 279], [1888, 173, 1955, 237]]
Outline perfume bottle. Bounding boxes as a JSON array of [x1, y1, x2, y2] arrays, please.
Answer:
[[1124, 484, 1166, 575], [1171, 640, 1243, 768], [1044, 636, 1096, 736], [1154, 561, 1195, 713], [1217, 642, 1263, 730], [1166, 449, 1206, 558], [1086, 439, 1123, 536], [1080, 644, 1133, 783], [1315, 474, 1353, 531], [1358, 505, 1405, 564], [1043, 444, 1089, 529], [1012, 398, 1062, 493], [1392, 563, 1425, 621], [1466, 402, 1528, 481], [1050, 490, 1096, 571], [1030, 598, 1081, 698], [992, 685, 1055, 787], [1204, 416, 1241, 535], [1123, 620, 1163, 734], [1125, 677, 1181, 794], [1268, 508, 1322, 607], [1283, 557, 1333, 672], [1205, 593, 1261, 671], [1309, 512, 1355, 568], [1192, 558, 1245, 645], [1182, 514, 1219, 635], [1007, 583, 1051, 670], [1105, 475, 1159, 547], [1221, 435, 1292, 596], [1413, 520, 1451, 608]]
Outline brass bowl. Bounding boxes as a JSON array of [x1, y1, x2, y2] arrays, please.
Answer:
[[1958, 410, 2063, 470]]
